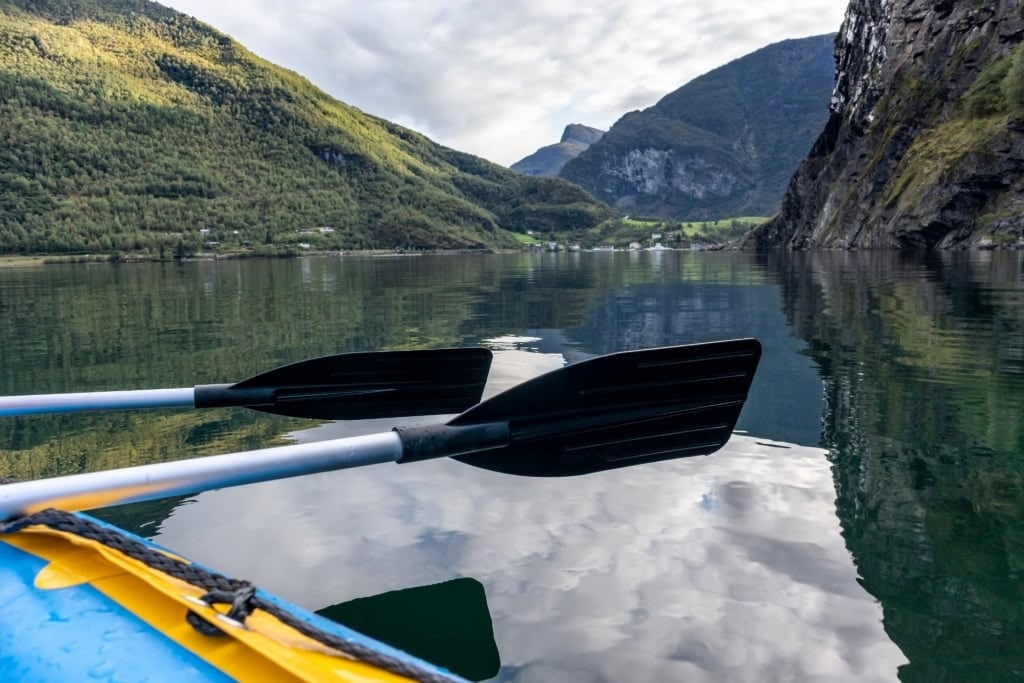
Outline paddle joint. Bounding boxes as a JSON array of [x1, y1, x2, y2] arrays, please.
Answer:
[[194, 383, 276, 409], [396, 422, 510, 463]]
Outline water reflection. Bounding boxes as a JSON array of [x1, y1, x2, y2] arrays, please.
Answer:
[[316, 577, 500, 682], [8, 251, 1022, 680], [764, 250, 1024, 683], [153, 350, 904, 682]]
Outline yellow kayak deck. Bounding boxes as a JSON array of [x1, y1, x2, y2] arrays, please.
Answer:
[[0, 511, 464, 682]]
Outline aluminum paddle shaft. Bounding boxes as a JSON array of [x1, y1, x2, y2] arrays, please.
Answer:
[[0, 432, 406, 519], [0, 388, 197, 417]]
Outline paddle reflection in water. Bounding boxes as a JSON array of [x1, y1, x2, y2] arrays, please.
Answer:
[[316, 577, 500, 683], [152, 349, 905, 682]]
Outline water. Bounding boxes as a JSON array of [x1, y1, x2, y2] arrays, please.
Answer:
[[1, 250, 1022, 682]]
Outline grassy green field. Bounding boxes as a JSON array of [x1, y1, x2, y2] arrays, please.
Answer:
[[549, 215, 771, 249], [511, 232, 542, 245], [0, 255, 48, 267]]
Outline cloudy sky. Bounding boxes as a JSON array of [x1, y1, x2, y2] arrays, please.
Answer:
[[162, 1, 849, 166]]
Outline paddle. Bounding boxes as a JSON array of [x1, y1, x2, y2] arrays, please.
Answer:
[[0, 338, 761, 520], [0, 348, 493, 420]]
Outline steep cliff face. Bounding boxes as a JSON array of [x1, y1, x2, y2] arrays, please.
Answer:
[[748, 1, 1024, 249], [559, 35, 835, 221]]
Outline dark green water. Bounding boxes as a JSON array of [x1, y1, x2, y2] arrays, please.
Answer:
[[0, 250, 1022, 682]]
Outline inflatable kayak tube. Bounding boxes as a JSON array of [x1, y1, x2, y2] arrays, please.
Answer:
[[0, 509, 465, 683]]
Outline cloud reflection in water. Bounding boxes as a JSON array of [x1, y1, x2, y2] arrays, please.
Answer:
[[154, 349, 906, 682]]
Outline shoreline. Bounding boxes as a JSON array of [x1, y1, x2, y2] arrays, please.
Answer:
[[0, 248, 512, 268], [5, 241, 1018, 269], [0, 256, 49, 268]]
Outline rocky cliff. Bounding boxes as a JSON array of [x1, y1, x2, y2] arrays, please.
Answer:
[[559, 35, 835, 221], [748, 1, 1024, 249], [510, 124, 605, 177]]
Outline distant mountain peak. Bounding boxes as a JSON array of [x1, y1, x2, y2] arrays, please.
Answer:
[[561, 124, 604, 146], [511, 124, 605, 177]]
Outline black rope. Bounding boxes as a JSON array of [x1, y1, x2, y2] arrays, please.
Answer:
[[1, 508, 463, 683]]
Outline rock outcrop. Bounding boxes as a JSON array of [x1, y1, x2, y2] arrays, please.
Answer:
[[748, 1, 1024, 249]]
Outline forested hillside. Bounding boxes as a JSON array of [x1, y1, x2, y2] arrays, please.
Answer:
[[0, 0, 613, 256]]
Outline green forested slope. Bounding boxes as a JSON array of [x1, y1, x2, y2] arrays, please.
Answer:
[[0, 0, 613, 256]]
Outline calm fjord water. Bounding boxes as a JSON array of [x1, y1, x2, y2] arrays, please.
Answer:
[[1, 250, 1022, 682]]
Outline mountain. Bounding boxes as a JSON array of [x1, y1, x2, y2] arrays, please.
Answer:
[[0, 0, 614, 257], [559, 34, 835, 221], [510, 124, 605, 177], [747, 1, 1024, 249]]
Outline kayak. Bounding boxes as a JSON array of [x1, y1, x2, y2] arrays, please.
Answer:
[[0, 508, 466, 683]]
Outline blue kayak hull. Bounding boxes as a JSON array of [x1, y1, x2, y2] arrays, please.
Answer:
[[0, 512, 464, 682]]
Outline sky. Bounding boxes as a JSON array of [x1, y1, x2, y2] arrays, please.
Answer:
[[163, 1, 850, 166]]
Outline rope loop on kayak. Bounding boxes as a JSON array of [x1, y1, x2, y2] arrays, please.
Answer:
[[183, 586, 257, 636], [204, 585, 258, 623], [185, 603, 230, 636], [2, 508, 464, 683]]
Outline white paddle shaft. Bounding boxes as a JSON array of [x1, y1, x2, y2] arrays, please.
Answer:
[[0, 388, 196, 416], [0, 431, 404, 520]]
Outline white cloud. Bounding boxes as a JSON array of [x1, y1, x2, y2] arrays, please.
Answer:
[[162, 0, 848, 165]]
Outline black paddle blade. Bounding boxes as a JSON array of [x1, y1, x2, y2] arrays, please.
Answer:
[[451, 339, 761, 476], [196, 348, 492, 420]]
